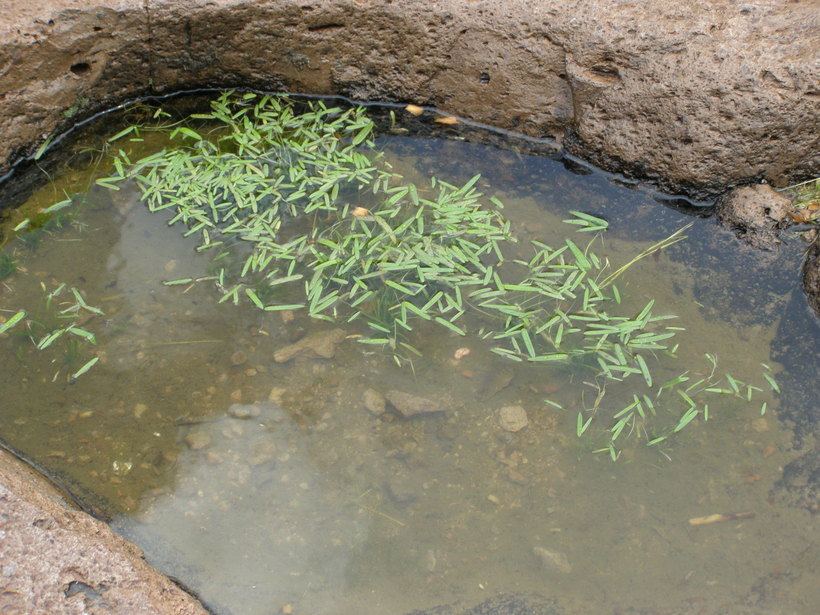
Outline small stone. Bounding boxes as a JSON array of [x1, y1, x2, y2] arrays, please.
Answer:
[[228, 403, 261, 419], [498, 405, 529, 432], [385, 475, 419, 506], [752, 418, 769, 433], [507, 469, 528, 485], [133, 403, 147, 419], [363, 388, 386, 415], [533, 546, 572, 573], [273, 328, 346, 362], [268, 387, 286, 404], [249, 441, 277, 466], [230, 350, 247, 366], [487, 494, 501, 505], [184, 432, 211, 450], [386, 390, 444, 418], [230, 389, 243, 402]]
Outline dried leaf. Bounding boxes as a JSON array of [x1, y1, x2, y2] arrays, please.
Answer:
[[434, 116, 459, 125], [404, 104, 424, 116], [352, 207, 370, 217]]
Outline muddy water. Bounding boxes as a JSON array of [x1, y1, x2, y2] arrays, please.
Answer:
[[1, 132, 817, 615]]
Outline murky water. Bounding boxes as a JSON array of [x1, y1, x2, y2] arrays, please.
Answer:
[[1, 109, 817, 615]]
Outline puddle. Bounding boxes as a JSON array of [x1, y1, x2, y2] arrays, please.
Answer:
[[0, 99, 817, 615]]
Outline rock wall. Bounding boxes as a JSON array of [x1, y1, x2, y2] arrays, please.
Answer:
[[1, 0, 818, 195]]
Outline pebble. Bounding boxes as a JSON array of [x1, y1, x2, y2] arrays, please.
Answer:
[[386, 390, 444, 418], [228, 403, 261, 419], [230, 350, 247, 366], [363, 388, 386, 415], [752, 418, 769, 433], [133, 403, 147, 419], [498, 405, 529, 432], [533, 546, 572, 573], [184, 432, 211, 450]]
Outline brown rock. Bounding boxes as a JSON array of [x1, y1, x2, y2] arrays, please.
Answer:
[[716, 184, 794, 249], [0, 449, 208, 615], [497, 405, 529, 432], [0, 1, 816, 198], [273, 328, 346, 362], [362, 388, 386, 416], [802, 240, 820, 317], [385, 390, 445, 418]]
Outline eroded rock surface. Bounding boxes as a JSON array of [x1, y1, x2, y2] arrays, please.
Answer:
[[0, 449, 208, 615], [273, 328, 346, 362], [716, 184, 794, 249], [0, 0, 816, 197]]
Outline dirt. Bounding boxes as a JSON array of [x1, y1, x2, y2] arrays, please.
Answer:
[[0, 1, 818, 613]]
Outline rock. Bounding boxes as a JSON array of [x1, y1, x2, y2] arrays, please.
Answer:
[[273, 328, 346, 362], [229, 350, 247, 366], [363, 388, 386, 416], [716, 184, 793, 249], [228, 403, 261, 420], [802, 240, 820, 317], [0, 449, 208, 615], [479, 365, 515, 399], [184, 432, 211, 450], [248, 441, 277, 467], [384, 475, 419, 506], [497, 405, 529, 432], [2, 1, 817, 199], [386, 391, 444, 418], [533, 546, 572, 574]]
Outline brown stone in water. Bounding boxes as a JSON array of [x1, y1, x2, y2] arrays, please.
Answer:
[[385, 390, 445, 418], [716, 184, 793, 249], [273, 328, 346, 362], [230, 350, 247, 366]]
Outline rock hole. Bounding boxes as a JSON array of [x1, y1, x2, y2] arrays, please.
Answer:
[[479, 72, 490, 84], [70, 62, 91, 76], [307, 23, 345, 32], [64, 581, 103, 602], [93, 26, 102, 32]]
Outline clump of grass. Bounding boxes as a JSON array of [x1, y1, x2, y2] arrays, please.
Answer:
[[64, 91, 779, 458], [0, 282, 102, 381]]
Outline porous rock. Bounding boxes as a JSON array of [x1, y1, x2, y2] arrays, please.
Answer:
[[386, 390, 444, 418], [498, 405, 529, 432], [273, 328, 346, 362], [1, 1, 817, 198], [0, 449, 209, 615], [716, 184, 794, 249]]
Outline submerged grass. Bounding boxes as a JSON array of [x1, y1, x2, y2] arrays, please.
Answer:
[[28, 91, 779, 457]]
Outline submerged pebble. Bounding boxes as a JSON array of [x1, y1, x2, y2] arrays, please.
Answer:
[[498, 405, 529, 432], [533, 546, 572, 574]]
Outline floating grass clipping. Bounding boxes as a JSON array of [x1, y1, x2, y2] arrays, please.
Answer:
[[0, 282, 103, 382], [72, 90, 778, 457]]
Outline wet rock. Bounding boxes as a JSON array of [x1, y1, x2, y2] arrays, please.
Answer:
[[771, 448, 819, 515], [533, 546, 572, 574], [386, 390, 444, 419], [363, 388, 386, 416], [716, 184, 793, 249], [802, 239, 820, 317], [497, 405, 529, 432], [229, 350, 247, 366], [2, 1, 817, 197], [248, 441, 277, 467], [479, 365, 514, 399], [273, 328, 346, 362], [184, 432, 211, 451], [384, 475, 420, 507], [0, 449, 208, 615], [228, 403, 261, 420]]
